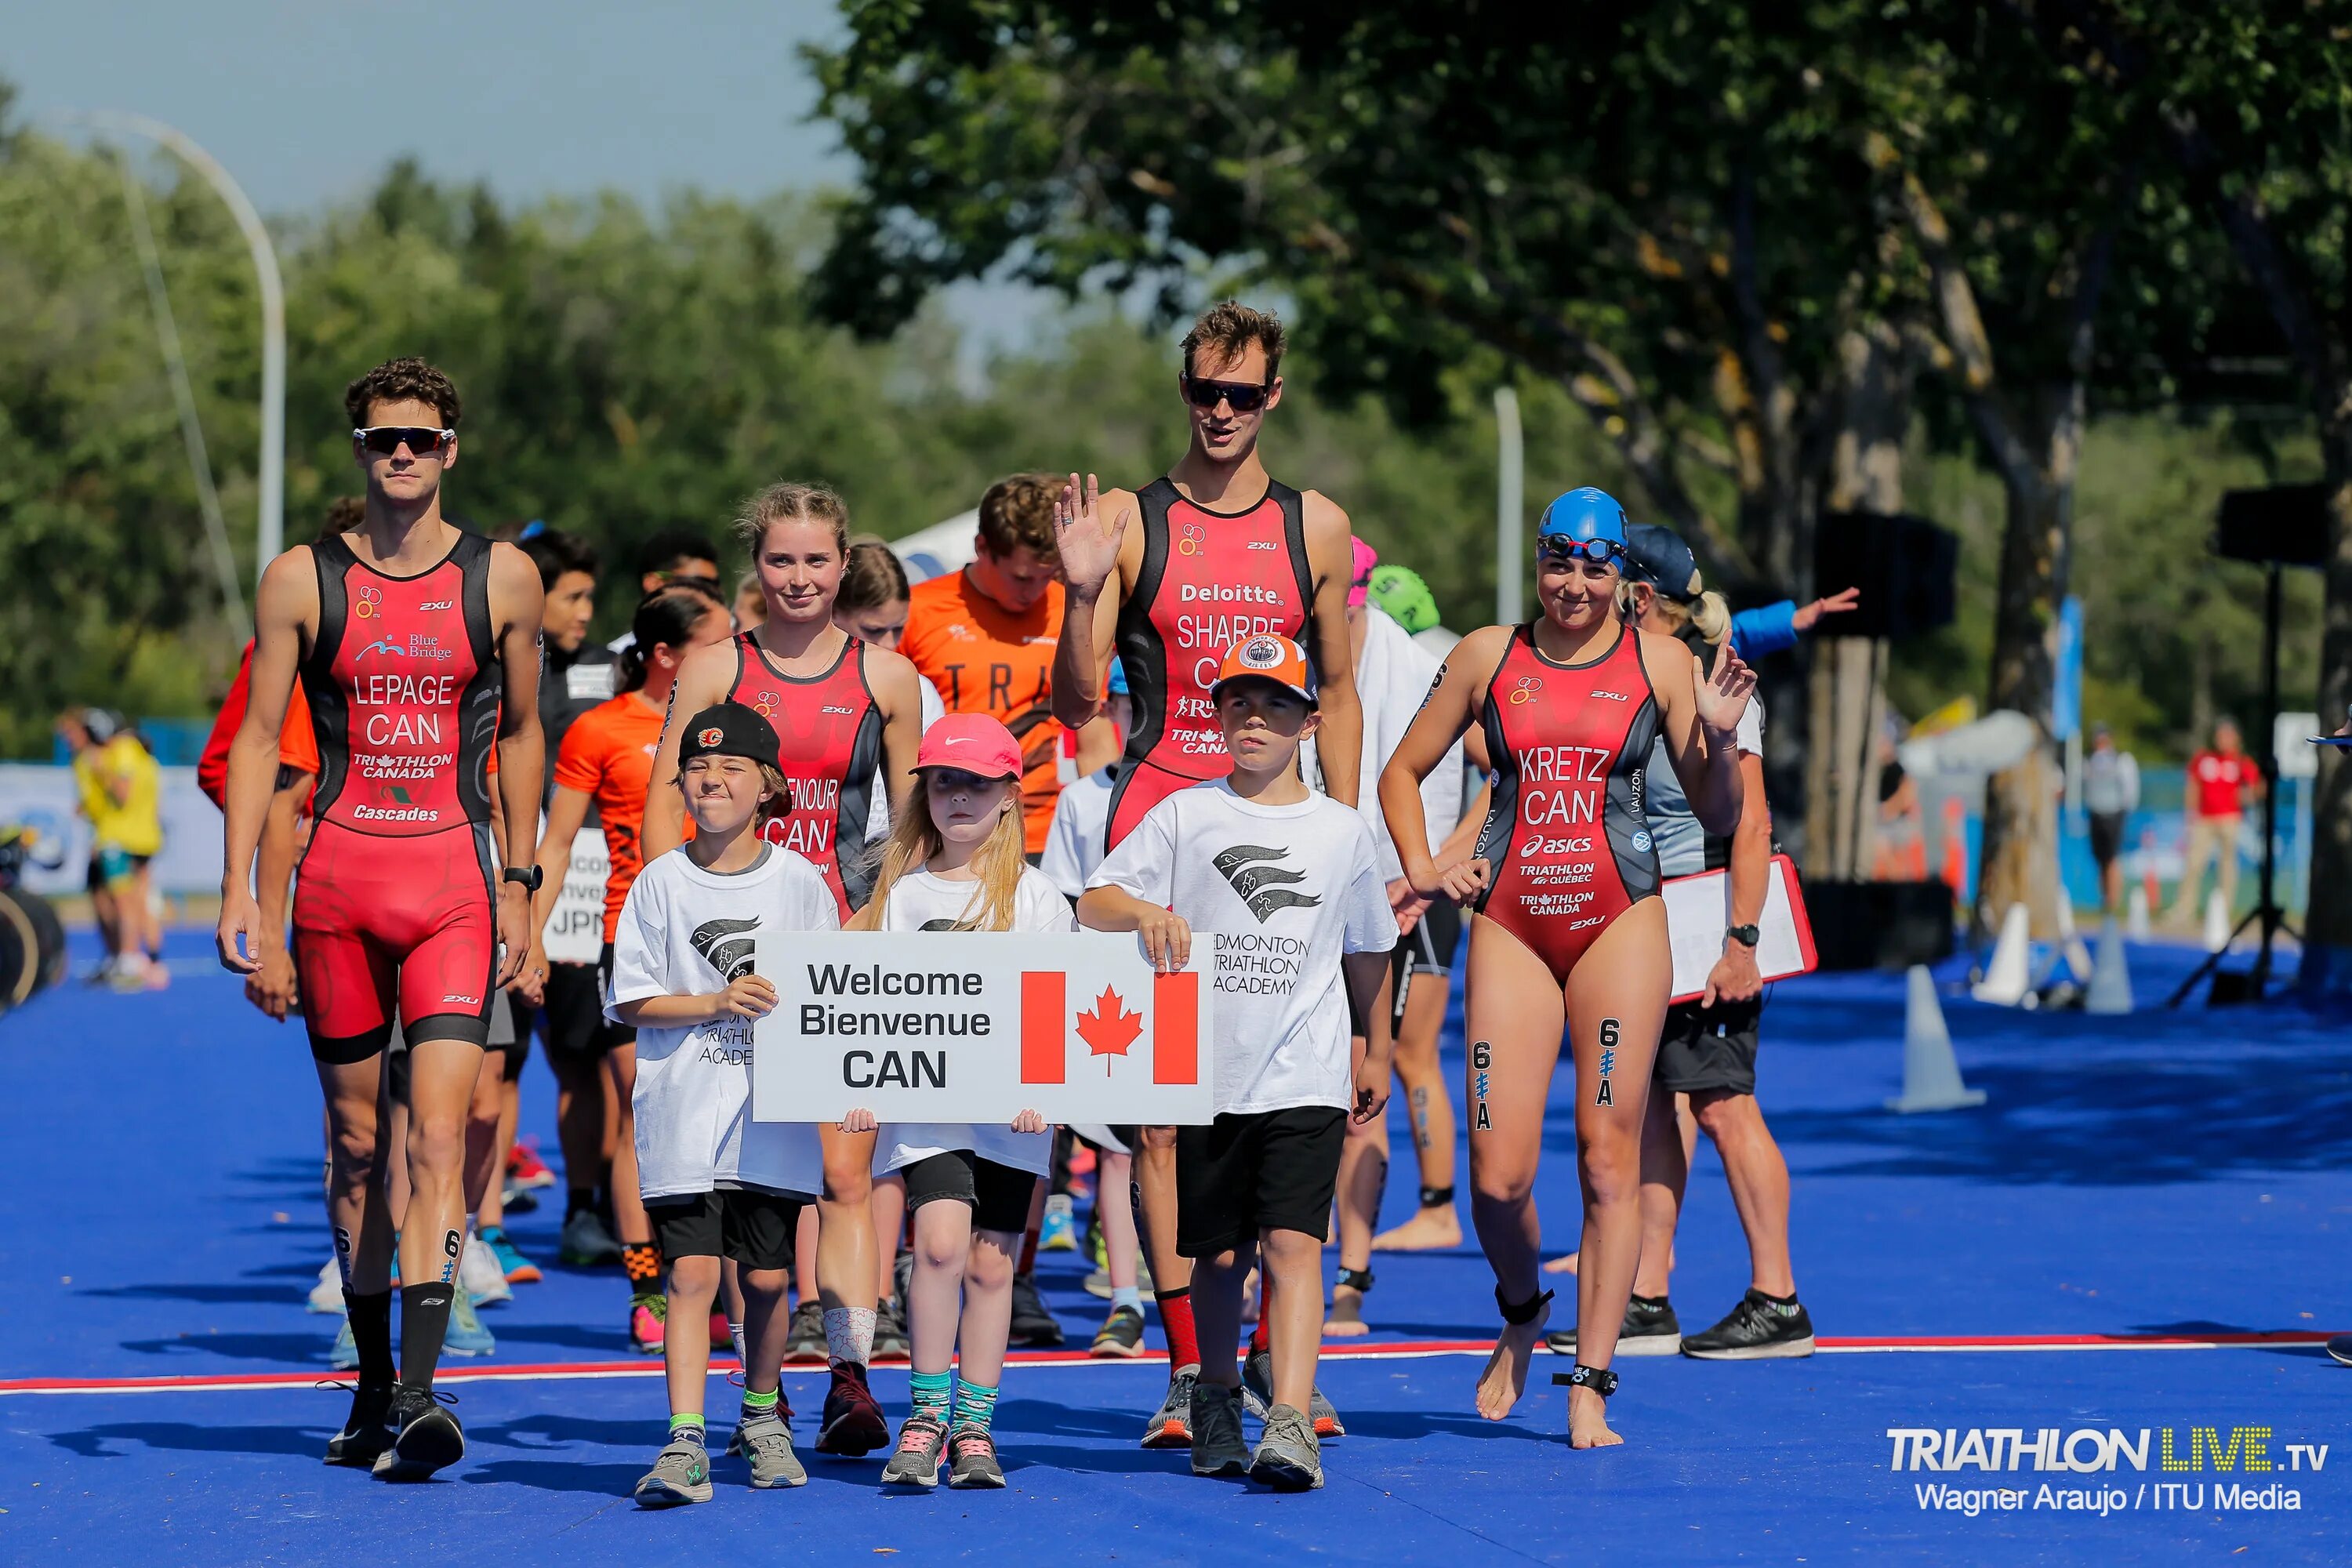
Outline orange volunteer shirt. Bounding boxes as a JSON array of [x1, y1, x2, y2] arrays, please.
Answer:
[[902, 569, 1065, 854], [553, 691, 687, 945]]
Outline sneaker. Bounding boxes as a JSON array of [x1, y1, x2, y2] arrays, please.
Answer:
[[329, 1317, 359, 1370], [1249, 1403, 1323, 1491], [724, 1392, 791, 1457], [308, 1258, 345, 1315], [1240, 1347, 1344, 1438], [1187, 1379, 1249, 1476], [480, 1225, 541, 1284], [1142, 1369, 1196, 1449], [559, 1207, 623, 1267], [444, 1289, 495, 1356], [630, 1294, 666, 1356], [782, 1299, 827, 1364], [1091, 1304, 1146, 1358], [505, 1139, 556, 1191], [372, 1387, 463, 1481], [880, 1414, 947, 1487], [739, 1414, 808, 1489], [1083, 1255, 1152, 1298], [872, 1298, 910, 1362], [1039, 1192, 1078, 1251], [1680, 1289, 1817, 1359], [815, 1361, 890, 1457], [459, 1234, 512, 1306], [500, 1182, 539, 1215], [633, 1435, 713, 1506], [324, 1380, 397, 1468], [947, 1426, 1006, 1488], [893, 1247, 914, 1308], [1007, 1272, 1063, 1348], [2328, 1335, 2352, 1367], [1544, 1294, 1682, 1358]]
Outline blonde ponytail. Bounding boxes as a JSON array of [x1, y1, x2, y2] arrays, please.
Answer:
[[1688, 589, 1730, 646]]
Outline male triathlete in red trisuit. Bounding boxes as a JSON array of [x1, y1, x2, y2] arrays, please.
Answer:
[[218, 358, 546, 1483], [1050, 302, 1364, 1447]]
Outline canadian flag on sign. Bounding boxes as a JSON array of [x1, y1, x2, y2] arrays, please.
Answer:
[[1018, 971, 1200, 1086]]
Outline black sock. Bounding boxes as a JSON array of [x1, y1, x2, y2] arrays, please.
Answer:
[[566, 1185, 596, 1219], [1631, 1292, 1669, 1309], [399, 1282, 456, 1393], [1755, 1287, 1799, 1306], [347, 1287, 396, 1387]]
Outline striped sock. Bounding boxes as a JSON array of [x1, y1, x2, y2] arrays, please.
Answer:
[[953, 1377, 1000, 1433], [739, 1386, 780, 1426], [669, 1414, 706, 1445], [909, 1368, 952, 1425]]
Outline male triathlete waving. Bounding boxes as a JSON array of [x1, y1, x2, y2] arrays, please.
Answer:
[[218, 358, 546, 1481]]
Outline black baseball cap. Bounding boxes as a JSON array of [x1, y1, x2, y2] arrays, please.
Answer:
[[1623, 524, 1703, 602], [679, 702, 780, 767]]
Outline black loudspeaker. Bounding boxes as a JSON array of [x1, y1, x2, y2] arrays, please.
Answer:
[[1802, 879, 1956, 971], [1813, 513, 1959, 639], [2214, 485, 2329, 568]]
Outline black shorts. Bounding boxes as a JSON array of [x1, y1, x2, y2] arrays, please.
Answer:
[[644, 1188, 804, 1270], [85, 849, 151, 893], [901, 1151, 1039, 1235], [1176, 1106, 1347, 1258], [1653, 995, 1763, 1096], [539, 955, 630, 1069], [2089, 811, 2126, 868], [489, 989, 525, 1076]]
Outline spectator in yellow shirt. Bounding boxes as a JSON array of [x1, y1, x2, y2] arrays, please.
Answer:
[[60, 709, 165, 989]]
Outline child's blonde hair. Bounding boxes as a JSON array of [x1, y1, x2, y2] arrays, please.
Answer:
[[849, 777, 1028, 932]]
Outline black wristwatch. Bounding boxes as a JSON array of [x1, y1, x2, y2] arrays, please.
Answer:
[[1726, 924, 1760, 949], [503, 866, 544, 894]]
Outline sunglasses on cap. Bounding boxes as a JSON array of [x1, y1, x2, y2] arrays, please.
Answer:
[[1536, 535, 1625, 565], [352, 426, 455, 457], [1181, 374, 1274, 412]]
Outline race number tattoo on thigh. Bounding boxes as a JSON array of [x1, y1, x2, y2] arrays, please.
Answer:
[[1472, 1041, 1493, 1131], [1595, 1018, 1621, 1108]]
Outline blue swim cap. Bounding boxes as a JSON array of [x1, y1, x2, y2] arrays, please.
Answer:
[[1107, 658, 1130, 696], [1536, 487, 1630, 548]]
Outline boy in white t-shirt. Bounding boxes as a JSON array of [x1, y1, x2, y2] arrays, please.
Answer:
[[1080, 635, 1398, 1493], [608, 702, 840, 1506]]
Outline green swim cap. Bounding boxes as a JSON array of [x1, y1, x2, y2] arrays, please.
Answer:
[[1367, 564, 1440, 634]]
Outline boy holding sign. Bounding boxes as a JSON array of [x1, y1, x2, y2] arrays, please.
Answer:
[[844, 714, 1073, 1490], [1080, 635, 1397, 1492], [608, 703, 840, 1506]]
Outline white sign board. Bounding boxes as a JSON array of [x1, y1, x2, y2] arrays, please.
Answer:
[[2277, 711, 2321, 780], [541, 830, 610, 965], [1661, 855, 1819, 1004], [752, 931, 1215, 1125]]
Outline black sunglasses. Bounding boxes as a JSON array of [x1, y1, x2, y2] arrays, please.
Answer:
[[352, 426, 454, 457], [1181, 374, 1274, 412]]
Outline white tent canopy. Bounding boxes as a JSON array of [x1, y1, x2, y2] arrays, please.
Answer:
[[889, 510, 980, 585]]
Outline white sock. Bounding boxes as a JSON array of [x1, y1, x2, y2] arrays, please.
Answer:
[[824, 1305, 876, 1368]]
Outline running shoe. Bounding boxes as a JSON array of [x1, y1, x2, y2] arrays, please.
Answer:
[[1039, 1192, 1078, 1252], [815, 1361, 890, 1457], [1186, 1379, 1249, 1477], [500, 1182, 539, 1215], [2328, 1335, 2352, 1367], [1249, 1403, 1323, 1491], [372, 1388, 464, 1482], [479, 1225, 541, 1284], [946, 1427, 1006, 1489], [724, 1392, 792, 1457], [630, 1293, 666, 1356], [782, 1298, 827, 1364], [329, 1317, 359, 1371], [1083, 1253, 1153, 1299], [505, 1139, 556, 1191], [1679, 1290, 1817, 1359], [559, 1207, 624, 1267], [1240, 1347, 1345, 1438], [324, 1380, 397, 1468], [1007, 1272, 1063, 1348], [872, 1298, 910, 1362], [459, 1233, 512, 1306], [880, 1414, 947, 1488], [1091, 1304, 1146, 1358], [710, 1308, 731, 1349], [739, 1414, 808, 1489], [1544, 1294, 1682, 1358], [445, 1289, 496, 1356], [1142, 1370, 1196, 1449], [633, 1436, 713, 1507], [309, 1258, 344, 1315]]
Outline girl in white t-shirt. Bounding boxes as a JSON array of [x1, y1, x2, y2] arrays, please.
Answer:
[[846, 713, 1069, 1490], [609, 702, 840, 1506]]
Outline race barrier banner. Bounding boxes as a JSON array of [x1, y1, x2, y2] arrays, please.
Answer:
[[752, 931, 1214, 1124]]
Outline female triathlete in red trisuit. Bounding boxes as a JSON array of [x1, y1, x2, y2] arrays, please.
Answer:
[[1047, 302, 1366, 1448], [218, 359, 546, 1482], [644, 481, 923, 1459], [1379, 488, 1753, 1449]]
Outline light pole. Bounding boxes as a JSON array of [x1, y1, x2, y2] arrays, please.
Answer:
[[81, 111, 285, 583], [1494, 385, 1523, 625]]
